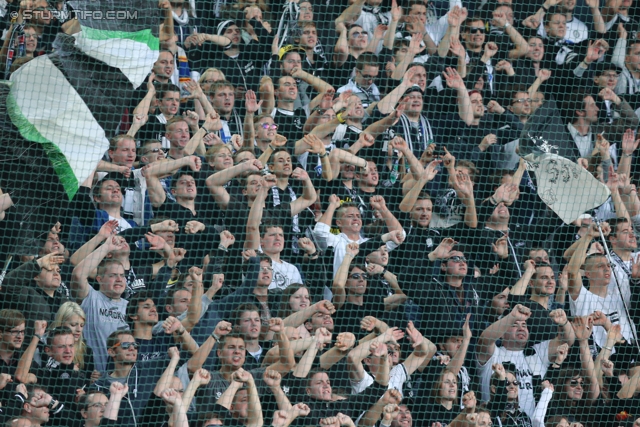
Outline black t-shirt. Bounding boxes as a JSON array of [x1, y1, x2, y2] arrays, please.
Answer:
[[137, 334, 176, 362], [332, 287, 386, 341], [137, 116, 166, 143], [32, 359, 88, 405], [271, 107, 306, 148], [155, 197, 203, 227]]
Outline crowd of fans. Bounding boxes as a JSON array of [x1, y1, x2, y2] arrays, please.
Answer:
[[1, 0, 640, 426]]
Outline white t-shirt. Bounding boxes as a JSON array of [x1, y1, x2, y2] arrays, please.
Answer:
[[269, 259, 303, 291], [352, 364, 409, 397], [570, 283, 636, 348], [81, 287, 129, 373], [478, 341, 551, 420]]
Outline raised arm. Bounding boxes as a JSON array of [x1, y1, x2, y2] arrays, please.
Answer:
[[445, 314, 472, 375], [244, 174, 272, 250], [71, 236, 124, 301], [333, 22, 350, 67], [571, 316, 600, 401], [289, 168, 317, 215], [15, 320, 46, 384], [153, 347, 181, 396], [443, 67, 474, 125], [144, 155, 202, 208], [567, 225, 597, 300], [510, 259, 536, 296], [333, 243, 359, 310], [402, 321, 436, 376], [477, 305, 531, 365]]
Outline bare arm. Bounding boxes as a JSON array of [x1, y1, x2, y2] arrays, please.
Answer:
[[477, 306, 529, 365], [153, 349, 180, 396], [332, 248, 357, 310]]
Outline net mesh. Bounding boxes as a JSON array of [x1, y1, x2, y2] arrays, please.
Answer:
[[0, 0, 639, 427]]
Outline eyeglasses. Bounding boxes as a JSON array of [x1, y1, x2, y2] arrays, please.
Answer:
[[601, 72, 619, 78], [514, 98, 532, 104], [88, 403, 107, 410], [349, 273, 368, 280], [506, 380, 520, 387], [260, 267, 273, 273], [357, 70, 377, 81], [448, 256, 467, 263], [6, 329, 25, 337], [351, 31, 368, 38], [261, 123, 278, 130], [468, 27, 484, 34], [144, 148, 164, 155], [201, 79, 217, 84], [113, 341, 139, 350], [568, 379, 583, 388]]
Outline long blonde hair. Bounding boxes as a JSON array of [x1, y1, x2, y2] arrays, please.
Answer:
[[50, 302, 88, 370]]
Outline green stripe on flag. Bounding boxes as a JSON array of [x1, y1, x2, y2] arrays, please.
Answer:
[[4, 84, 79, 200], [80, 25, 159, 51]]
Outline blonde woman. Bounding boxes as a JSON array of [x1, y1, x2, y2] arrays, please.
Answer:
[[51, 302, 100, 383]]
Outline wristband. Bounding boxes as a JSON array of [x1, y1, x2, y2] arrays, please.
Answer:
[[319, 151, 328, 158], [307, 251, 318, 257], [218, 243, 229, 252], [175, 328, 186, 336], [201, 125, 211, 134], [268, 144, 276, 151], [34, 334, 44, 342], [541, 4, 549, 11], [489, 196, 498, 205], [49, 399, 59, 410], [604, 346, 613, 351], [623, 153, 633, 158], [211, 332, 221, 341], [558, 321, 568, 327], [381, 268, 388, 276], [336, 112, 346, 124]]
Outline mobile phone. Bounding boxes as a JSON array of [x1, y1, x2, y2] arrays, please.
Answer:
[[433, 145, 446, 157]]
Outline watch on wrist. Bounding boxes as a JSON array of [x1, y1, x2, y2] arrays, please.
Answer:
[[211, 332, 221, 341], [201, 125, 210, 134], [336, 112, 346, 124]]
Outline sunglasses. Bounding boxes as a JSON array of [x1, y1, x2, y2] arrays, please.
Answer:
[[351, 31, 368, 38], [506, 380, 520, 387], [144, 148, 164, 155], [113, 341, 139, 350], [568, 379, 583, 388], [513, 98, 532, 104], [350, 273, 368, 280], [468, 27, 484, 34], [261, 123, 278, 130], [448, 256, 467, 263]]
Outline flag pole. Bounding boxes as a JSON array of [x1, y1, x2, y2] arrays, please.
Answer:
[[595, 218, 640, 355]]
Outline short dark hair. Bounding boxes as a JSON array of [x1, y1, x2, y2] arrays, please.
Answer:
[[170, 168, 196, 190], [543, 8, 565, 26], [356, 53, 380, 71], [126, 291, 155, 323], [156, 83, 181, 101], [45, 326, 74, 347], [462, 17, 485, 33], [218, 331, 245, 348], [531, 262, 553, 279], [78, 391, 106, 411], [106, 330, 134, 349], [259, 219, 284, 238], [562, 90, 590, 121], [267, 147, 290, 166], [336, 202, 360, 219], [230, 303, 261, 327]]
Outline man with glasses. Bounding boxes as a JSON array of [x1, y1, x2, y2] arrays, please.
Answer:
[[0, 309, 26, 376], [92, 330, 171, 427], [79, 384, 129, 427], [336, 53, 381, 109]]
